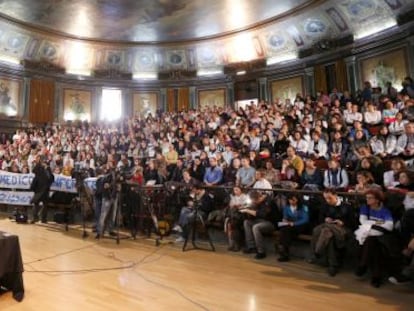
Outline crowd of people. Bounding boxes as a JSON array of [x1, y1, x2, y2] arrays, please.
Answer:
[[1, 76, 414, 288]]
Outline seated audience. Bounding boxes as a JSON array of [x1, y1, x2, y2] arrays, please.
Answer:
[[301, 158, 323, 191], [369, 125, 397, 159], [307, 131, 328, 159], [277, 194, 309, 262], [241, 191, 274, 259], [350, 170, 381, 193], [384, 158, 406, 189], [310, 189, 353, 276], [323, 159, 349, 191], [224, 186, 250, 252], [354, 189, 395, 288]]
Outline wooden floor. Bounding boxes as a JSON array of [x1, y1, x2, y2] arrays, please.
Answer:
[[0, 218, 412, 311]]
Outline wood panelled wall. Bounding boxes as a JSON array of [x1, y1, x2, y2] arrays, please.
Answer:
[[314, 60, 349, 94], [335, 59, 348, 92], [235, 80, 258, 101], [166, 88, 175, 112], [178, 88, 189, 111], [314, 64, 328, 93], [29, 79, 55, 123], [166, 88, 189, 112]]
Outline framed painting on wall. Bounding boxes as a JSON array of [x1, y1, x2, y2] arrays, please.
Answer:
[[360, 48, 408, 91], [271, 76, 303, 104], [133, 92, 158, 117], [198, 88, 226, 111], [63, 89, 92, 121], [0, 77, 21, 117]]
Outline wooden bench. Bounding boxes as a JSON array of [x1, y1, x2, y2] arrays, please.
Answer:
[[273, 230, 312, 242]]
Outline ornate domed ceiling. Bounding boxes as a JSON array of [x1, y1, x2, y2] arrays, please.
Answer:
[[0, 0, 312, 43], [0, 0, 412, 79]]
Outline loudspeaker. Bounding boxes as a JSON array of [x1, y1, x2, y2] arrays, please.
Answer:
[[15, 212, 28, 224]]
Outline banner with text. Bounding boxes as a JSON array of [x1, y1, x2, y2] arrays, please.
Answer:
[[0, 171, 79, 193], [0, 190, 34, 206]]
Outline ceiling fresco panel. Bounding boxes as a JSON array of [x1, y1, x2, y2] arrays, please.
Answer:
[[326, 7, 349, 32], [0, 31, 30, 57], [196, 46, 222, 68], [0, 0, 312, 42], [36, 40, 63, 63], [165, 49, 187, 69], [133, 49, 158, 72]]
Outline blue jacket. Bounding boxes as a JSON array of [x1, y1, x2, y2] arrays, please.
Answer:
[[203, 165, 223, 184], [282, 205, 309, 226]]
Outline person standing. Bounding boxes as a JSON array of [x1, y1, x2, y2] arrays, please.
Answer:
[[30, 156, 54, 223]]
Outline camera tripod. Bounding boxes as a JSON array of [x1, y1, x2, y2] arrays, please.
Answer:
[[100, 183, 130, 244], [182, 207, 215, 252], [75, 179, 89, 239]]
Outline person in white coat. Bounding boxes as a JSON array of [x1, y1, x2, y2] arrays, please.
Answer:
[[307, 131, 328, 159]]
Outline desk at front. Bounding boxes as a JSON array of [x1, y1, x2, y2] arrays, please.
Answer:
[[0, 231, 24, 302]]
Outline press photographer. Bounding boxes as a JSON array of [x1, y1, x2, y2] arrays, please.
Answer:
[[173, 185, 213, 242]]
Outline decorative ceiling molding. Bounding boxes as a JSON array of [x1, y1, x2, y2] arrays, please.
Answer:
[[93, 68, 132, 80], [21, 59, 65, 74], [158, 70, 197, 80], [224, 59, 267, 75]]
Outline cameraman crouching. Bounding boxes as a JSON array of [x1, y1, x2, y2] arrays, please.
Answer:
[[174, 185, 213, 242]]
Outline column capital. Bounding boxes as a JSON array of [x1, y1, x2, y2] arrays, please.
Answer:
[[258, 77, 267, 83], [407, 36, 414, 45], [344, 55, 357, 65], [304, 67, 314, 76]]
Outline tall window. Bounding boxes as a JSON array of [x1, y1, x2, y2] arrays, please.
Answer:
[[101, 88, 122, 121]]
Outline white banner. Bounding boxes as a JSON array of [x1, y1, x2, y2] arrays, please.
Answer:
[[0, 190, 34, 206], [0, 171, 33, 190], [0, 171, 79, 193]]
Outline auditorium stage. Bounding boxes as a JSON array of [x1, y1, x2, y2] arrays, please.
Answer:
[[0, 217, 412, 311]]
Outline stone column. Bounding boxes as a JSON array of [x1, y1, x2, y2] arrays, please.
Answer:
[[304, 67, 315, 97], [54, 82, 62, 122], [122, 88, 132, 118], [258, 77, 268, 102], [345, 56, 358, 94], [226, 82, 234, 108], [22, 77, 30, 120], [160, 88, 167, 112], [189, 86, 196, 109], [407, 36, 414, 78]]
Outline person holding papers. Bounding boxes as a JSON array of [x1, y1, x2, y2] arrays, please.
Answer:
[[276, 194, 309, 262]]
